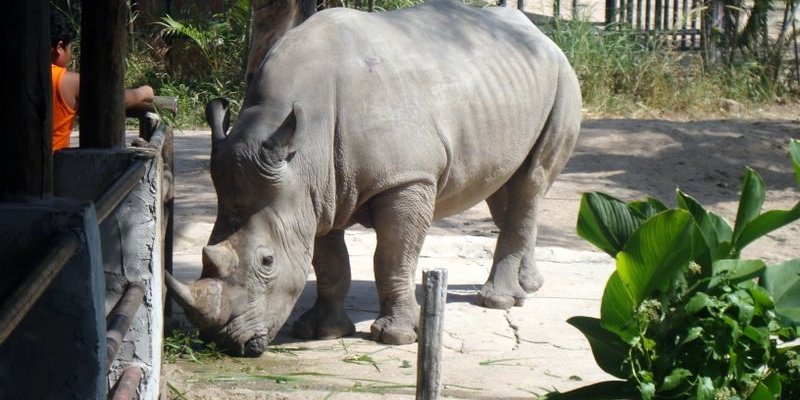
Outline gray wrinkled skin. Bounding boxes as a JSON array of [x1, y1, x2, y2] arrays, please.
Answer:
[[170, 0, 581, 356]]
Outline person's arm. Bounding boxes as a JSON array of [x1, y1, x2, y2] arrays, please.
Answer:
[[60, 70, 80, 111], [124, 85, 155, 111]]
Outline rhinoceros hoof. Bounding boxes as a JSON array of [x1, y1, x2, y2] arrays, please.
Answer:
[[519, 268, 544, 293], [370, 317, 417, 345], [477, 285, 526, 309], [292, 307, 355, 340]]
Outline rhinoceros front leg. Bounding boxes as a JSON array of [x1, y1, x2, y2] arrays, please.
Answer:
[[369, 183, 436, 345], [292, 230, 356, 340]]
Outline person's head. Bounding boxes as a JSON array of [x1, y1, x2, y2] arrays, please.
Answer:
[[50, 11, 77, 67]]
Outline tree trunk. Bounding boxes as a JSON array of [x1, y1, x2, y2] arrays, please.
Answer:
[[245, 0, 316, 89]]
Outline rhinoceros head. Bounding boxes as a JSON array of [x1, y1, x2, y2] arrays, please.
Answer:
[[167, 98, 315, 356]]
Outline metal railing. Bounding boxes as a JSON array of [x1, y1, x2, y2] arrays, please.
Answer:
[[0, 98, 177, 399]]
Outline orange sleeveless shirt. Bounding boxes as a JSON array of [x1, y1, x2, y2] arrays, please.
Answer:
[[51, 64, 76, 152]]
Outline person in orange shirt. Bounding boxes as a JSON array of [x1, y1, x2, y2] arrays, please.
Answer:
[[50, 10, 155, 152]]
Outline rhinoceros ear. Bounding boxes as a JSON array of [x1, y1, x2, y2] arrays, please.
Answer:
[[261, 102, 304, 165], [206, 98, 231, 158]]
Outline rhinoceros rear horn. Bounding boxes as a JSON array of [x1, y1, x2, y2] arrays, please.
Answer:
[[201, 241, 238, 278], [206, 98, 231, 153]]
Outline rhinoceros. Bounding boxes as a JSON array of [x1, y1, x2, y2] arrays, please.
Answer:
[[166, 0, 581, 356]]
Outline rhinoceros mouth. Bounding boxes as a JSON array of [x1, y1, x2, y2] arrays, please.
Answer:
[[243, 334, 270, 357]]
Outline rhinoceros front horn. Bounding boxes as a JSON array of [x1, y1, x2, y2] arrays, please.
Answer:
[[205, 98, 231, 157], [164, 271, 195, 308], [165, 272, 230, 330]]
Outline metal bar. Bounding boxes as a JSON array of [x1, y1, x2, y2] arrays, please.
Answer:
[[672, 0, 679, 46], [110, 365, 143, 400], [106, 282, 146, 370], [655, 0, 662, 31], [95, 160, 147, 223], [690, 0, 699, 48], [636, 0, 642, 30], [681, 0, 688, 49], [0, 231, 81, 345], [416, 269, 448, 400], [627, 0, 634, 26], [606, 0, 617, 26]]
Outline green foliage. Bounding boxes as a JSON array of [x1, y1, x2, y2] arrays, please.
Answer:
[[163, 329, 224, 363], [546, 16, 794, 117], [550, 140, 800, 399]]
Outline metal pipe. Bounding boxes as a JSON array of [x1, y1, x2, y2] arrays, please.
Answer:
[[106, 282, 146, 370], [0, 231, 81, 345], [110, 365, 143, 400], [95, 160, 147, 223]]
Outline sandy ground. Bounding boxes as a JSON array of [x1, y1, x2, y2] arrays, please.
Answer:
[[160, 111, 800, 399]]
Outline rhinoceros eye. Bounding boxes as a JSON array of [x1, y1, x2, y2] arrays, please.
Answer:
[[254, 248, 276, 282]]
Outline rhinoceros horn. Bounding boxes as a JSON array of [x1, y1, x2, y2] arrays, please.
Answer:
[[164, 272, 230, 329], [201, 241, 238, 279], [205, 98, 231, 157], [164, 271, 195, 308]]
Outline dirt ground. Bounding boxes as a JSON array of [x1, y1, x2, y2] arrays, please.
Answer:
[[163, 110, 800, 399]]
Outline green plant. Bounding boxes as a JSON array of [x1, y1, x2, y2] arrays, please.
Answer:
[[163, 329, 224, 363], [548, 139, 800, 399]]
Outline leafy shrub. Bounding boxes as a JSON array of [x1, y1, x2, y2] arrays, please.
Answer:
[[548, 139, 800, 399]]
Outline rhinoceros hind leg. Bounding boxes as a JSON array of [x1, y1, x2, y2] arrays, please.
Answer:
[[478, 90, 581, 309], [368, 183, 435, 345], [292, 230, 356, 340], [483, 173, 544, 295]]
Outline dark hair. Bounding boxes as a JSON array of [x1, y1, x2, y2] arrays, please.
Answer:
[[50, 10, 77, 49]]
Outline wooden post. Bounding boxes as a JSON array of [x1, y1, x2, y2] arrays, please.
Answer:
[[80, 0, 128, 148], [416, 269, 448, 400], [0, 0, 52, 199]]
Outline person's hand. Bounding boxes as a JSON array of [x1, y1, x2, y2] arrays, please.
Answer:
[[137, 85, 155, 105]]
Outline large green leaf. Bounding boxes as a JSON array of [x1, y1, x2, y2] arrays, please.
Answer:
[[600, 272, 638, 342], [735, 203, 800, 251], [567, 316, 630, 379], [761, 259, 800, 325], [577, 192, 646, 257], [629, 197, 669, 219], [708, 259, 766, 288], [790, 139, 800, 188], [543, 380, 638, 399], [677, 190, 732, 267], [615, 210, 702, 306], [732, 167, 765, 253]]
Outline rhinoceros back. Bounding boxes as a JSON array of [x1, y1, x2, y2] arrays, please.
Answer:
[[255, 0, 577, 224]]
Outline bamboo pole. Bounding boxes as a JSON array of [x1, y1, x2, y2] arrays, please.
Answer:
[[416, 268, 448, 400]]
